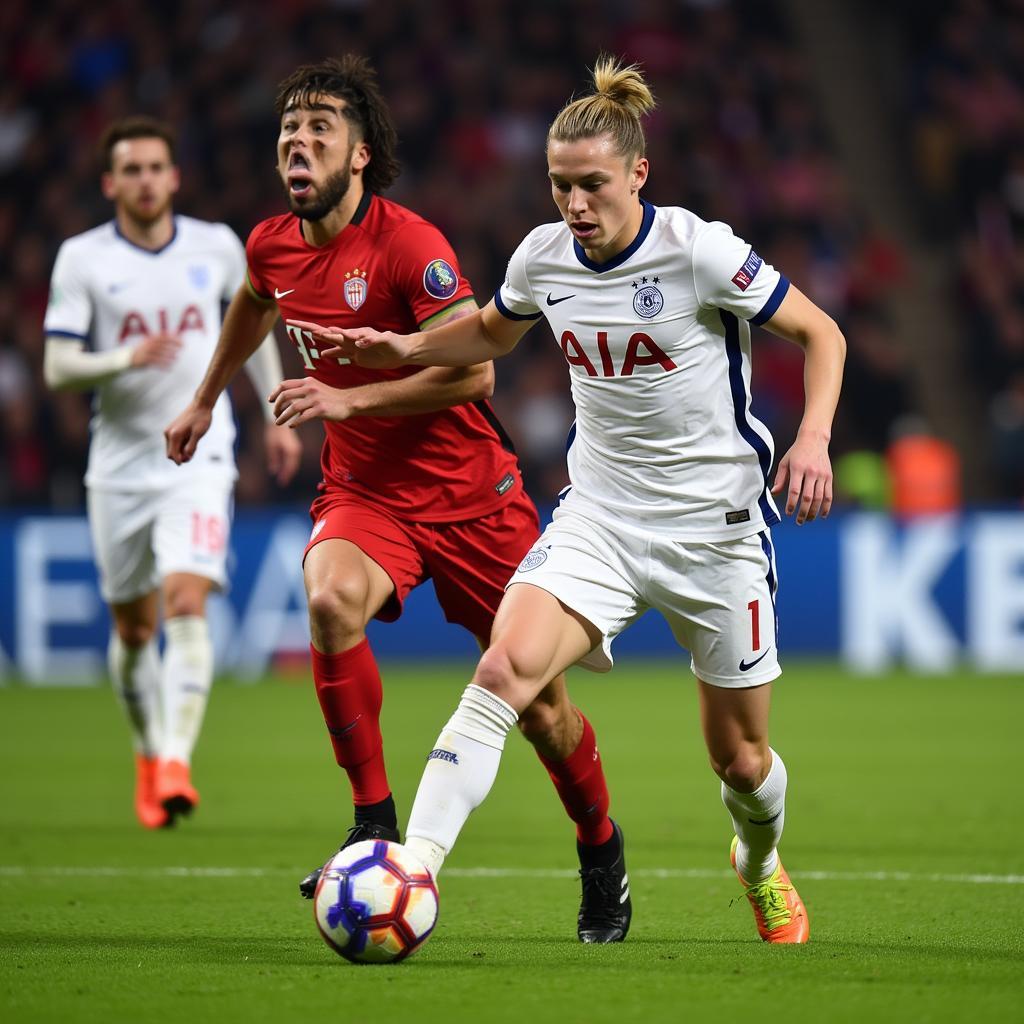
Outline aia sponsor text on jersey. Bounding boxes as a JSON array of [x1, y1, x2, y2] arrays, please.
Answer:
[[560, 330, 677, 377], [118, 305, 205, 343]]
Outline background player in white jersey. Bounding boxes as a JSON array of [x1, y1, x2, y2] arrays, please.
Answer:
[[43, 117, 302, 829], [295, 57, 846, 944]]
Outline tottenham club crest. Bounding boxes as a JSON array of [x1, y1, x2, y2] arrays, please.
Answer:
[[631, 276, 664, 319], [423, 258, 458, 300], [188, 264, 210, 290], [517, 547, 549, 572], [343, 268, 368, 310]]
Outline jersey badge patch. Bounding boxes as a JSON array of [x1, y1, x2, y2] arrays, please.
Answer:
[[188, 265, 210, 290], [517, 547, 548, 572], [494, 473, 515, 495], [731, 249, 763, 291], [631, 276, 664, 319], [343, 268, 368, 311], [423, 258, 458, 300]]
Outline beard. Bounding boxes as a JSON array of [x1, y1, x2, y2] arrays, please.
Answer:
[[123, 194, 172, 227], [284, 166, 353, 221]]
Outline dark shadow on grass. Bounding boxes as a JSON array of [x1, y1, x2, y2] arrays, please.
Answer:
[[417, 934, 1024, 970], [1, 931, 324, 967], [6, 930, 1020, 973]]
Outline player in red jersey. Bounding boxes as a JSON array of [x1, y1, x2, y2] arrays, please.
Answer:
[[165, 56, 630, 942]]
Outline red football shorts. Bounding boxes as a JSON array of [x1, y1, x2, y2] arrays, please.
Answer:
[[304, 487, 541, 642]]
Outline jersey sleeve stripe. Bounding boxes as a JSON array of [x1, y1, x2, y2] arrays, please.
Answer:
[[417, 296, 477, 331], [46, 328, 89, 341], [750, 275, 790, 326], [493, 289, 542, 321], [245, 270, 275, 304], [721, 310, 780, 528]]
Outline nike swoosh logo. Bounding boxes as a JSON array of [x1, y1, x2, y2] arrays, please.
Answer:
[[749, 810, 783, 826], [738, 648, 772, 672], [546, 293, 575, 306], [327, 714, 362, 738], [274, 288, 296, 299]]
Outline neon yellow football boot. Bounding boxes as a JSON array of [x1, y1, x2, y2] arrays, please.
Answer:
[[730, 835, 809, 943]]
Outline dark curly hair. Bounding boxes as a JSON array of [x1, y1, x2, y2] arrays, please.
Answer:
[[100, 116, 176, 171], [274, 56, 400, 194]]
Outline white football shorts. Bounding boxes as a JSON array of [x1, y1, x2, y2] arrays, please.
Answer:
[[506, 505, 781, 687], [86, 473, 235, 603]]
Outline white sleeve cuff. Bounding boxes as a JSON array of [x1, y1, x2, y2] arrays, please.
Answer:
[[43, 337, 134, 390]]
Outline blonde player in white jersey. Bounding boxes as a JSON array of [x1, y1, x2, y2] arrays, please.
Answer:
[[43, 117, 302, 829], [292, 58, 845, 944]]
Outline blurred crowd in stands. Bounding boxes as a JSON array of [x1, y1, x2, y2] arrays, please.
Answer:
[[904, 0, 1024, 501], [0, 0, 1015, 512]]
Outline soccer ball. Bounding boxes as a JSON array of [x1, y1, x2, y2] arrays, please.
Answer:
[[313, 840, 438, 964]]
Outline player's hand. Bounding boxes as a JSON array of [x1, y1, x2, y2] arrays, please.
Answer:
[[263, 422, 302, 485], [269, 376, 356, 427], [286, 320, 410, 369], [131, 332, 182, 369], [771, 429, 833, 525], [165, 400, 213, 465]]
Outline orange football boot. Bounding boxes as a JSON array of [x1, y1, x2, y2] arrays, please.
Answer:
[[155, 758, 200, 820], [730, 835, 809, 943], [134, 754, 169, 829]]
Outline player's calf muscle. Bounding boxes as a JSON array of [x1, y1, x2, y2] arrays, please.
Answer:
[[517, 699, 581, 761]]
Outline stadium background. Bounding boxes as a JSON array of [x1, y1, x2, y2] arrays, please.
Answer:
[[2, 3, 1023, 1021], [0, 0, 1021, 679]]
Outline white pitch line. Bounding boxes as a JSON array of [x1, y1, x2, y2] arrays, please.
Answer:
[[0, 866, 1021, 885]]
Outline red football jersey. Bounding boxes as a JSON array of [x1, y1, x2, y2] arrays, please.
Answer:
[[246, 193, 523, 521]]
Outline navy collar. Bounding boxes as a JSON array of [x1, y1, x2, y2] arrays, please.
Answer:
[[572, 199, 655, 273], [351, 189, 373, 225], [113, 216, 179, 255]]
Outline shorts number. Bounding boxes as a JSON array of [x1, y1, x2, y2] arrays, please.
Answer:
[[191, 512, 225, 553], [747, 599, 760, 651]]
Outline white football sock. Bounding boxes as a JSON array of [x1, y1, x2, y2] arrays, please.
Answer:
[[405, 684, 519, 876], [721, 747, 787, 883], [107, 633, 162, 757], [159, 615, 214, 765]]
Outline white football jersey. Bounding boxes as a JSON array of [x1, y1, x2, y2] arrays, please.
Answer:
[[496, 201, 789, 541], [44, 215, 245, 489]]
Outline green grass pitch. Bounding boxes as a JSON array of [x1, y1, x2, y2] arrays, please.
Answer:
[[1, 660, 1022, 1023]]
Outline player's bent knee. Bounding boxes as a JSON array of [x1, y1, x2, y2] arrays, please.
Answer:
[[305, 578, 370, 634], [164, 593, 206, 619], [472, 645, 533, 709], [709, 747, 770, 793], [115, 621, 155, 648]]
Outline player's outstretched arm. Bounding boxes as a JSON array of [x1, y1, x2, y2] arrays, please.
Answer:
[[762, 285, 846, 525], [165, 284, 278, 464], [291, 299, 532, 370], [271, 306, 496, 428]]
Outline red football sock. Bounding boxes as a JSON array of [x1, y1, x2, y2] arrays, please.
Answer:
[[310, 640, 390, 805], [537, 712, 614, 846]]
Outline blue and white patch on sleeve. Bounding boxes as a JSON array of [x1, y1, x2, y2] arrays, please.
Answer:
[[731, 249, 763, 292], [423, 258, 458, 300]]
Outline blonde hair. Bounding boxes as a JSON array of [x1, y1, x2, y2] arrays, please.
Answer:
[[548, 56, 656, 161]]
